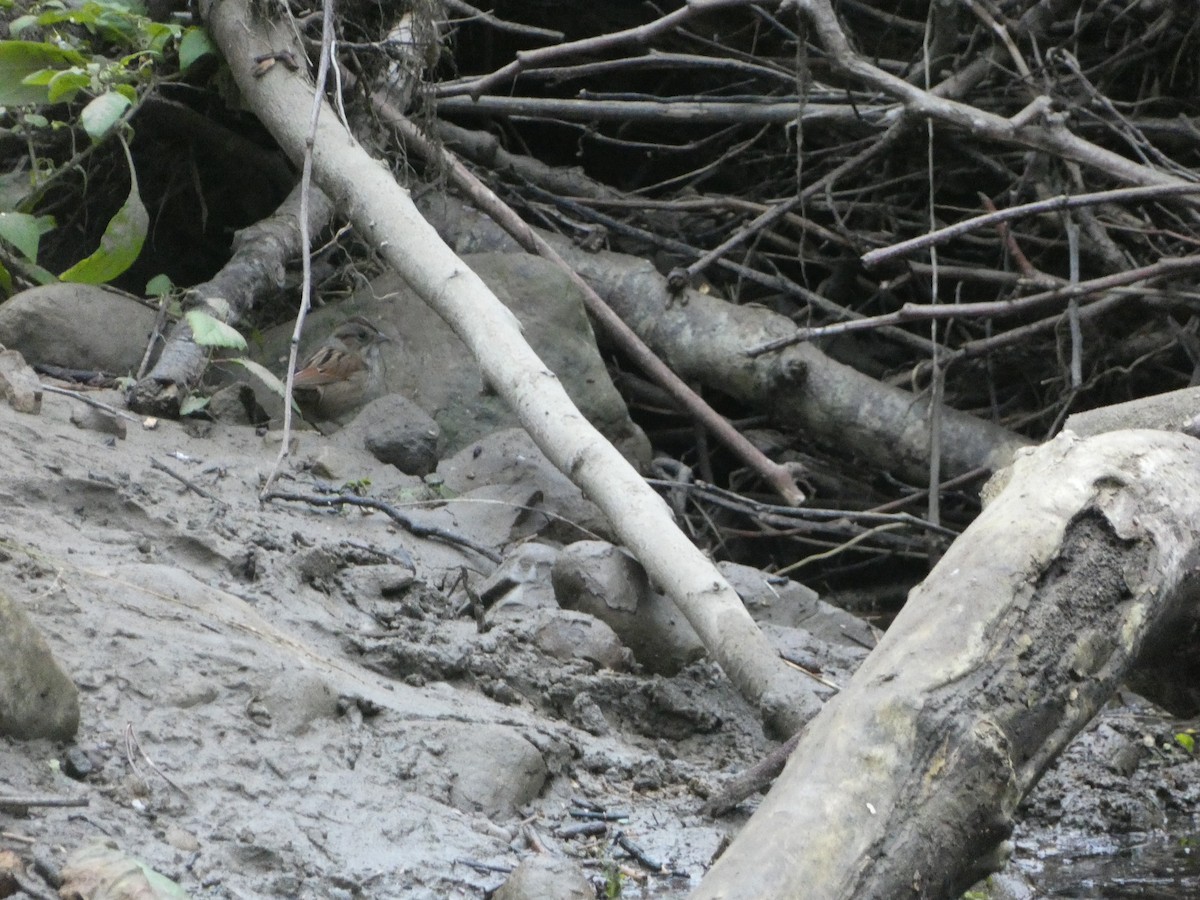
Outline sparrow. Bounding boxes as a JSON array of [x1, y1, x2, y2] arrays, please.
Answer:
[[292, 316, 391, 429]]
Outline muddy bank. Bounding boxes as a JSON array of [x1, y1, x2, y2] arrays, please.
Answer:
[[0, 390, 1195, 898]]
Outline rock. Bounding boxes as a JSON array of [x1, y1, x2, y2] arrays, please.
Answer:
[[206, 381, 268, 426], [0, 284, 158, 373], [0, 590, 79, 740], [405, 721, 547, 820], [62, 747, 94, 780], [760, 623, 868, 703], [165, 824, 202, 853], [446, 724, 547, 819], [0, 349, 41, 413], [258, 254, 652, 467], [719, 561, 878, 648], [531, 608, 632, 672], [70, 403, 126, 438], [552, 540, 704, 675], [570, 692, 611, 736], [249, 670, 340, 735], [439, 429, 610, 543], [492, 855, 594, 900], [480, 542, 560, 620], [343, 564, 417, 598], [345, 394, 441, 475]]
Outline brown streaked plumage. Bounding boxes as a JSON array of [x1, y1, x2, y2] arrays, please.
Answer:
[[293, 316, 390, 428]]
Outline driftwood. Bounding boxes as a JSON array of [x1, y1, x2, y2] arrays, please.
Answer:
[[695, 428, 1200, 899]]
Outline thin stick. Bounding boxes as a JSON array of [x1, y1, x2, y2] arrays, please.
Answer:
[[748, 254, 1200, 353], [0, 795, 89, 809], [862, 183, 1200, 269], [700, 729, 803, 817], [262, 0, 337, 496], [125, 722, 189, 799], [39, 384, 143, 422], [149, 457, 224, 503], [262, 490, 502, 562]]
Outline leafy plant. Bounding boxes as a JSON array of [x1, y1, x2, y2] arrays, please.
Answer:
[[603, 861, 623, 898], [0, 0, 218, 293], [144, 272, 173, 296], [186, 309, 247, 352], [342, 477, 373, 496], [59, 134, 147, 283]]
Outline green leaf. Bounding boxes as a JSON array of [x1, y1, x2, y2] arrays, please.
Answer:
[[80, 90, 132, 142], [19, 67, 58, 86], [186, 310, 247, 350], [92, 9, 142, 45], [0, 41, 86, 104], [178, 26, 216, 72], [1176, 732, 1196, 754], [144, 21, 180, 56], [47, 67, 90, 102], [60, 138, 146, 283], [22, 260, 59, 284], [0, 211, 55, 259], [145, 273, 172, 296], [0, 259, 12, 297], [225, 357, 287, 399], [9, 15, 39, 35], [0, 166, 31, 211], [36, 6, 99, 27], [179, 393, 209, 416]]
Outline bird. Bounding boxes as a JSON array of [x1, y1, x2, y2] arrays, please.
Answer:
[[292, 316, 391, 430]]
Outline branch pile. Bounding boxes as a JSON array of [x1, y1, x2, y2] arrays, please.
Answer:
[[420, 0, 1200, 586]]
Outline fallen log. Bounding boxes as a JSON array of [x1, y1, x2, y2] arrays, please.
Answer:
[[694, 428, 1200, 899], [419, 193, 1029, 486]]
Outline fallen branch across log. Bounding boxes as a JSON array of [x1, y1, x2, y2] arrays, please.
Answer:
[[695, 428, 1200, 899], [419, 193, 1030, 485]]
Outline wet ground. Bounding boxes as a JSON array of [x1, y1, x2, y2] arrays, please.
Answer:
[[0, 392, 1196, 898]]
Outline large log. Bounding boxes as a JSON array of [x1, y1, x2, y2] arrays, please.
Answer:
[[694, 429, 1200, 899]]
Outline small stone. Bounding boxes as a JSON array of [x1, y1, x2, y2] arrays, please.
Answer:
[[552, 540, 703, 675], [532, 609, 632, 671], [479, 543, 560, 618], [353, 394, 442, 475], [62, 747, 94, 779], [0, 349, 42, 414], [207, 382, 268, 426], [165, 824, 201, 852], [492, 855, 594, 900], [571, 693, 610, 736], [0, 590, 79, 740]]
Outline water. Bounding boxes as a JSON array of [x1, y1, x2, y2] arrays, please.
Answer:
[[1014, 823, 1200, 898]]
